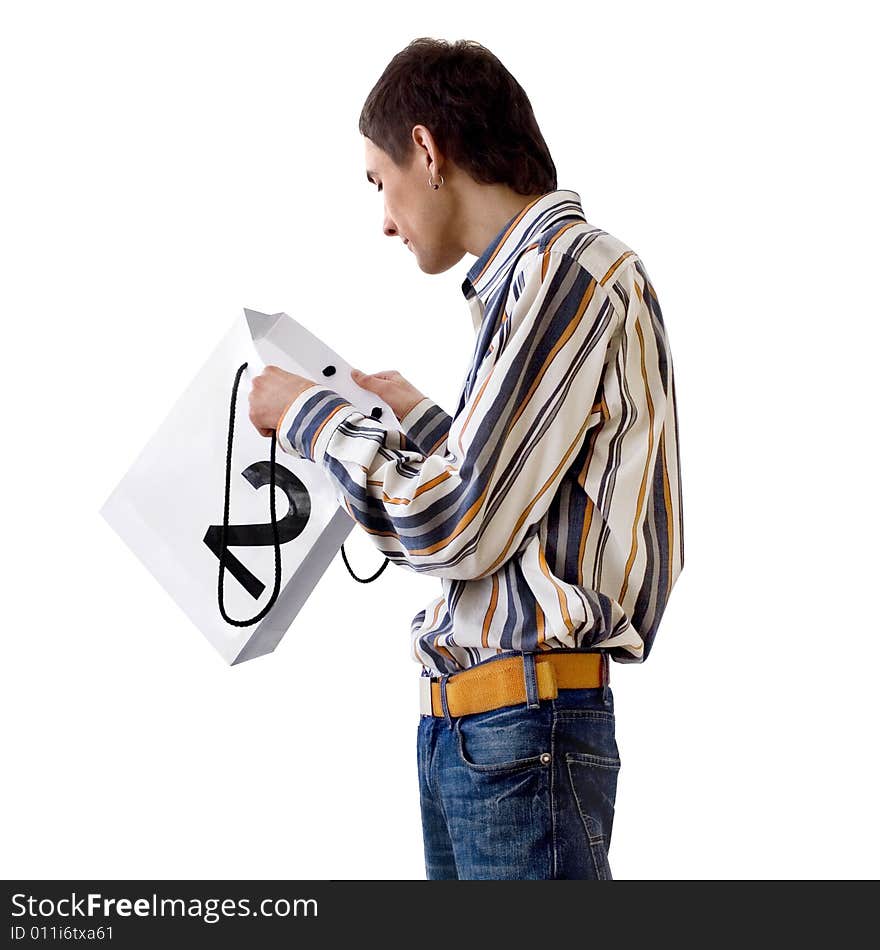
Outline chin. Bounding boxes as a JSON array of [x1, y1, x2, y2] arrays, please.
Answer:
[[417, 259, 442, 275], [416, 250, 464, 275]]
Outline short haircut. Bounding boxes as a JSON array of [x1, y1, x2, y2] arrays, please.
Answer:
[[359, 37, 557, 196]]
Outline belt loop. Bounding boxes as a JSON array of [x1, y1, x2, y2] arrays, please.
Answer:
[[522, 650, 540, 709], [439, 673, 454, 729], [602, 652, 610, 703]]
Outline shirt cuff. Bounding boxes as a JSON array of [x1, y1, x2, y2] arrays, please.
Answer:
[[397, 396, 435, 432], [397, 396, 451, 456], [275, 384, 357, 464]]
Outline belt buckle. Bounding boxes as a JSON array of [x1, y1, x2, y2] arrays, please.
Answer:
[[419, 674, 434, 716]]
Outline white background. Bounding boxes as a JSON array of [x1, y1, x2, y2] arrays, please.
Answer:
[[2, 0, 877, 880]]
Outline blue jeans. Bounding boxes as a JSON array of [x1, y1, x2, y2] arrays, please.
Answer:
[[416, 680, 621, 880]]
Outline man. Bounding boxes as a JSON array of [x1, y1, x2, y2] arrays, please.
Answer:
[[248, 37, 684, 880]]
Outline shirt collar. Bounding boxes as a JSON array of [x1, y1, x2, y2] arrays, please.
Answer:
[[460, 188, 586, 327]]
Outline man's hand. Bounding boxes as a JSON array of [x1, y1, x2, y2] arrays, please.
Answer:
[[350, 368, 426, 422], [249, 365, 318, 437]]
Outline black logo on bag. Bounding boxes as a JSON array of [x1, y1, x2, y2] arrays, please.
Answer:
[[204, 460, 311, 600]]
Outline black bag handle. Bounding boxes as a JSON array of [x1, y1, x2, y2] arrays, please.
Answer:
[[217, 361, 282, 626], [340, 542, 389, 583]]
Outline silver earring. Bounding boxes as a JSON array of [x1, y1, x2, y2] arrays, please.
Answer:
[[427, 173, 445, 190]]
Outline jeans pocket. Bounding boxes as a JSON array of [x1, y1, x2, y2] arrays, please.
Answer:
[[564, 749, 621, 879], [454, 703, 552, 775], [552, 704, 621, 880]]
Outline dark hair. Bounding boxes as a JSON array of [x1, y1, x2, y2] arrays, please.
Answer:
[[358, 38, 557, 196]]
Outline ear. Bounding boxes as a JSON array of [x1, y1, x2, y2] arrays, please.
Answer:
[[411, 124, 442, 173]]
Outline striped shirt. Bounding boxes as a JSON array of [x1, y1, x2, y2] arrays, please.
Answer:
[[277, 189, 684, 676]]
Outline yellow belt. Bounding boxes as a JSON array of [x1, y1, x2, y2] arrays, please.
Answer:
[[422, 651, 608, 718]]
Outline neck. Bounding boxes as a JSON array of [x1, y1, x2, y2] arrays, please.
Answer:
[[456, 182, 548, 260]]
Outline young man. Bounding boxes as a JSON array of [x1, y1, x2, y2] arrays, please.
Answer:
[[248, 38, 684, 880]]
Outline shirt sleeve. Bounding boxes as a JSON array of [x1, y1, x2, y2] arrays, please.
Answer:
[[275, 392, 452, 459], [275, 248, 622, 580], [396, 396, 453, 456]]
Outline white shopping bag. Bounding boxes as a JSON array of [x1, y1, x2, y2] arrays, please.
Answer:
[[100, 308, 399, 665]]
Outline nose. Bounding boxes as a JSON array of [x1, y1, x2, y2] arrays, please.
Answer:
[[383, 211, 398, 238]]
